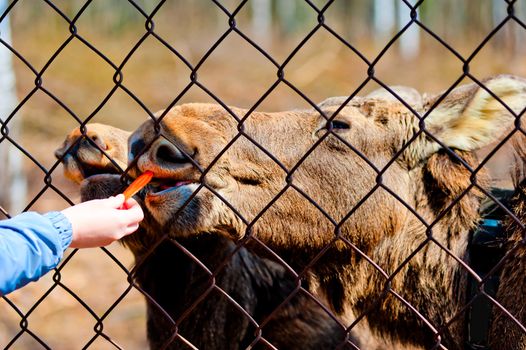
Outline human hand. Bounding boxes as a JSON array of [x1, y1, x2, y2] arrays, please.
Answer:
[[62, 194, 144, 249]]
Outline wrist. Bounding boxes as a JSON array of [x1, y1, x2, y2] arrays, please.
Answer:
[[44, 211, 73, 251]]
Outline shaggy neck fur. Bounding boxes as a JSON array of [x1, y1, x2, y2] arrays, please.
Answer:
[[488, 143, 526, 350], [306, 150, 487, 349], [131, 234, 355, 350]]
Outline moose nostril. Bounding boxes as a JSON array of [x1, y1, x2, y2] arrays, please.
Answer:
[[88, 133, 108, 151], [155, 143, 189, 165]]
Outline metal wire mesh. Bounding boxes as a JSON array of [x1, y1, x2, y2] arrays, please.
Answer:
[[1, 0, 526, 349]]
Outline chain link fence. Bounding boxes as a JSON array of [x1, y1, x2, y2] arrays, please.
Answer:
[[1, 1, 526, 349]]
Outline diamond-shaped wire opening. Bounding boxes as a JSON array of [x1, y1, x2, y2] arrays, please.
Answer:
[[118, 36, 194, 110], [283, 29, 369, 102], [41, 39, 120, 120], [19, 284, 100, 348], [98, 287, 147, 349], [130, 235, 264, 349], [57, 247, 132, 315], [469, 25, 526, 75], [193, 34, 280, 108], [0, 296, 27, 345], [71, 1, 156, 64], [3, 1, 73, 70]]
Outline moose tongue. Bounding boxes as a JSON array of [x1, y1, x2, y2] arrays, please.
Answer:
[[159, 181, 192, 191]]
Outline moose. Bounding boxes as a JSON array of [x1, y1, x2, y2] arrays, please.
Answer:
[[56, 75, 526, 349], [56, 127, 355, 349]]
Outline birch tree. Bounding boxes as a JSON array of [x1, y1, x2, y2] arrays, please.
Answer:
[[397, 0, 420, 59], [251, 0, 272, 45], [0, 0, 26, 215], [373, 0, 396, 43]]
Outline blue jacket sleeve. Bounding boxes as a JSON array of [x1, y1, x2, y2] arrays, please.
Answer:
[[0, 211, 73, 295]]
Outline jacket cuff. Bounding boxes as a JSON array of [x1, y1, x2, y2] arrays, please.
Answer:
[[43, 211, 73, 251]]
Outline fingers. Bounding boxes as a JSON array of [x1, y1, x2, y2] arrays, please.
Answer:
[[107, 194, 141, 212], [105, 194, 126, 209], [125, 223, 140, 235], [124, 197, 140, 209], [120, 200, 144, 223]]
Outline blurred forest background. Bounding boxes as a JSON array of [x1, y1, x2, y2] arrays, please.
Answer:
[[1, 1, 526, 349]]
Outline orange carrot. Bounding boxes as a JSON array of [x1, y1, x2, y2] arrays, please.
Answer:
[[122, 171, 154, 200]]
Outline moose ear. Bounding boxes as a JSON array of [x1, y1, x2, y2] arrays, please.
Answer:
[[413, 75, 526, 164], [366, 85, 423, 109]]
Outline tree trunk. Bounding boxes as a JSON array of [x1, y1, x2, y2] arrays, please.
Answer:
[[0, 0, 26, 215], [251, 0, 272, 45], [276, 1, 296, 35], [397, 0, 420, 60], [373, 0, 396, 43]]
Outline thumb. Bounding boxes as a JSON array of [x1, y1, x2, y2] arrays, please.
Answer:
[[106, 194, 126, 208]]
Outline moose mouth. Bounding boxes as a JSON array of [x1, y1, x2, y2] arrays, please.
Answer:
[[80, 162, 121, 178], [64, 155, 121, 183], [147, 178, 197, 196]]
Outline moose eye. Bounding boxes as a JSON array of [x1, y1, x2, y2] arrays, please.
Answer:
[[328, 120, 350, 130]]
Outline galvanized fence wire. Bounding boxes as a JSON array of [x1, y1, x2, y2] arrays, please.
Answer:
[[1, 0, 526, 349]]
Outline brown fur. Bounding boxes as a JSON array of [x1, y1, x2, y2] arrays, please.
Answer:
[[489, 188, 526, 350], [57, 125, 355, 349], [56, 75, 526, 349], [489, 136, 526, 350], [122, 75, 526, 349], [55, 123, 130, 184]]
